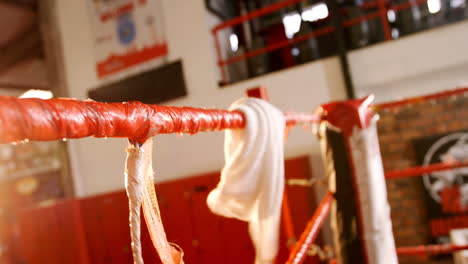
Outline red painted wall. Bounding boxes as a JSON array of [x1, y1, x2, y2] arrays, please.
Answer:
[[16, 156, 323, 263]]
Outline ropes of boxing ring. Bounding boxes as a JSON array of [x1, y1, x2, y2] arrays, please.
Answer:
[[0, 96, 319, 144], [0, 95, 326, 264], [385, 161, 468, 180], [2, 87, 466, 261], [284, 87, 468, 261], [4, 85, 464, 144], [286, 87, 468, 260]]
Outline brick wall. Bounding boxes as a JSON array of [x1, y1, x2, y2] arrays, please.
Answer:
[[376, 93, 468, 264]]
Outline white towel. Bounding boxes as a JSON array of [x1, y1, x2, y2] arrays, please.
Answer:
[[207, 97, 285, 264]]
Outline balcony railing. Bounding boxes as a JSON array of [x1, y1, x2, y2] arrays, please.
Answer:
[[211, 0, 467, 85]]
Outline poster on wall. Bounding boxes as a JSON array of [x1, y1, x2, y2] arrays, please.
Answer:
[[413, 130, 468, 242], [88, 0, 168, 81]]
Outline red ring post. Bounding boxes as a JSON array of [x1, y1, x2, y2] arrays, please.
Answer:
[[318, 96, 398, 263]]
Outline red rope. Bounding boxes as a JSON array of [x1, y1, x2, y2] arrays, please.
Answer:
[[385, 161, 468, 180], [397, 243, 468, 257], [285, 112, 319, 127], [0, 96, 317, 144], [286, 191, 334, 264], [282, 189, 297, 248]]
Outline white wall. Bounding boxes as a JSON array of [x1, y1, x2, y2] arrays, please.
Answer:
[[55, 0, 342, 197], [0, 88, 23, 97], [350, 20, 468, 102]]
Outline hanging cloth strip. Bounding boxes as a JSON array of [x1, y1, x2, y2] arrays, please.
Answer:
[[125, 138, 184, 264], [207, 97, 285, 264]]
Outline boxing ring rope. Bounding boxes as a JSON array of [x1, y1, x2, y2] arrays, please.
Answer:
[[0, 96, 318, 144], [397, 244, 468, 257], [3, 86, 467, 263], [385, 161, 468, 180], [286, 191, 334, 264], [2, 86, 465, 144], [0, 92, 328, 264]]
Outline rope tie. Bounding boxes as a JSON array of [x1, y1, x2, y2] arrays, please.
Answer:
[[125, 138, 184, 264]]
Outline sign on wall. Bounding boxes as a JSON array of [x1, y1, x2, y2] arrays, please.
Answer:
[[88, 0, 168, 80], [413, 131, 468, 242]]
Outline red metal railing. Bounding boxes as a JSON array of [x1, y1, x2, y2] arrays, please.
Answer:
[[391, 0, 429, 12], [377, 0, 392, 40], [212, 0, 433, 84], [221, 26, 335, 66], [212, 0, 307, 33]]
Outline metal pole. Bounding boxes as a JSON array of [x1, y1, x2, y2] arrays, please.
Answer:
[[326, 0, 356, 99]]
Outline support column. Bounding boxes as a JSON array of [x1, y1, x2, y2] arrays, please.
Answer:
[[318, 96, 397, 264]]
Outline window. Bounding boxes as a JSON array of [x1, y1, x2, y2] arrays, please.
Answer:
[[206, 0, 468, 85]]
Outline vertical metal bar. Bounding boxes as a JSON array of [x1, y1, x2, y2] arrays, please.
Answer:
[[213, 30, 228, 84], [377, 0, 392, 40], [326, 0, 356, 99]]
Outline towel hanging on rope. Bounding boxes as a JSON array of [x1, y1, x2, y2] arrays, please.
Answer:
[[207, 97, 285, 264]]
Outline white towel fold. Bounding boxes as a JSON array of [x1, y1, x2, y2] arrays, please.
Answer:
[[207, 97, 285, 264]]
